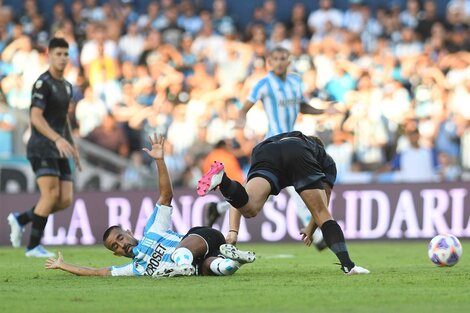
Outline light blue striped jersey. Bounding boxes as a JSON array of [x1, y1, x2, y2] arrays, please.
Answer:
[[109, 204, 184, 276], [247, 71, 305, 138]]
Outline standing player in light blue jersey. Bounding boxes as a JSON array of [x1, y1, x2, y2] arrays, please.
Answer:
[[241, 47, 324, 138], [205, 47, 327, 250], [45, 133, 255, 278]]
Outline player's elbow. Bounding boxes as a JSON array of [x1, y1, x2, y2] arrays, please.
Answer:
[[158, 193, 173, 206]]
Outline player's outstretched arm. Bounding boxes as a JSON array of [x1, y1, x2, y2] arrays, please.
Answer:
[[300, 101, 325, 115], [226, 207, 242, 245], [142, 133, 173, 206], [45, 252, 111, 276], [300, 219, 317, 247]]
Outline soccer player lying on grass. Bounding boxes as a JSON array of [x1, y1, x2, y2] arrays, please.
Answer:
[[197, 131, 369, 275], [45, 133, 255, 277]]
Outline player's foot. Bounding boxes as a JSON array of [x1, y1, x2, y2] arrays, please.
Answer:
[[7, 212, 24, 248], [197, 161, 224, 196], [25, 245, 56, 258], [345, 265, 370, 275], [153, 264, 195, 278], [203, 202, 220, 227], [220, 244, 256, 264]]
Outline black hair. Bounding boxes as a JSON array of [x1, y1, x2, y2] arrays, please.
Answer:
[[48, 37, 69, 51], [214, 139, 227, 149], [102, 225, 122, 243]]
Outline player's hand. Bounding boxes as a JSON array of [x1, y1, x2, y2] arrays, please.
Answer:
[[72, 147, 82, 172], [225, 232, 238, 245], [45, 251, 64, 270], [300, 228, 313, 247], [55, 137, 76, 159], [142, 132, 165, 160]]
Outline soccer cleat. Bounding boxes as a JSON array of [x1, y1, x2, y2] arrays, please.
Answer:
[[25, 245, 56, 258], [203, 202, 221, 227], [346, 265, 370, 275], [7, 213, 24, 248], [197, 161, 225, 196], [219, 244, 256, 264], [152, 264, 195, 278]]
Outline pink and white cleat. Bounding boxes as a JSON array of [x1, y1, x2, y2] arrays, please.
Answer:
[[197, 161, 225, 196]]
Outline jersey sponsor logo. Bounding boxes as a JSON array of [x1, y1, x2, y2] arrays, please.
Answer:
[[278, 98, 297, 107], [144, 243, 167, 276], [35, 80, 43, 89]]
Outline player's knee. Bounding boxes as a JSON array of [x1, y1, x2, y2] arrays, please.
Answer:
[[242, 208, 258, 218], [56, 196, 73, 211], [42, 188, 60, 204]]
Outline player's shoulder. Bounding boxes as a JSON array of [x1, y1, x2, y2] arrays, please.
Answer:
[[254, 75, 270, 88], [286, 72, 302, 81], [33, 71, 52, 88], [64, 78, 73, 88], [37, 71, 53, 82]]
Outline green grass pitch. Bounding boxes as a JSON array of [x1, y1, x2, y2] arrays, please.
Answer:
[[1, 241, 469, 313]]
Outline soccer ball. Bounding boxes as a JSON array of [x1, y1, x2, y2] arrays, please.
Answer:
[[428, 234, 463, 267]]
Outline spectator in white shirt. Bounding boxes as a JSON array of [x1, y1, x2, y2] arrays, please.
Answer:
[[307, 0, 343, 37], [118, 21, 145, 64], [377, 129, 439, 183]]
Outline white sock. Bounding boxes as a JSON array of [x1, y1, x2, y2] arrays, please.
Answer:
[[172, 247, 193, 266], [209, 258, 240, 276], [217, 201, 231, 214]]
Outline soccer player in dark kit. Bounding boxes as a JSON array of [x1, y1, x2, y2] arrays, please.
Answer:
[[7, 37, 82, 257], [198, 131, 369, 275]]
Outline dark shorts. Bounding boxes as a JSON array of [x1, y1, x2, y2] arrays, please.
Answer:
[[182, 226, 226, 275], [247, 136, 337, 195], [28, 158, 72, 181]]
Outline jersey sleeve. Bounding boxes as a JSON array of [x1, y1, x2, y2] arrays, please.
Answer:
[[109, 263, 135, 276], [143, 204, 173, 234], [247, 78, 266, 103], [31, 78, 50, 110]]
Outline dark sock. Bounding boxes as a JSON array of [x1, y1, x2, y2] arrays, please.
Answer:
[[16, 206, 36, 226], [321, 220, 355, 272], [27, 213, 48, 250], [218, 173, 249, 208]]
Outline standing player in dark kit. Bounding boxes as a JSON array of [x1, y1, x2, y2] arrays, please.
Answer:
[[7, 37, 81, 257]]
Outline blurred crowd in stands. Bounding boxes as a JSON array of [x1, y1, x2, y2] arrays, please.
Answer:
[[0, 0, 469, 191]]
